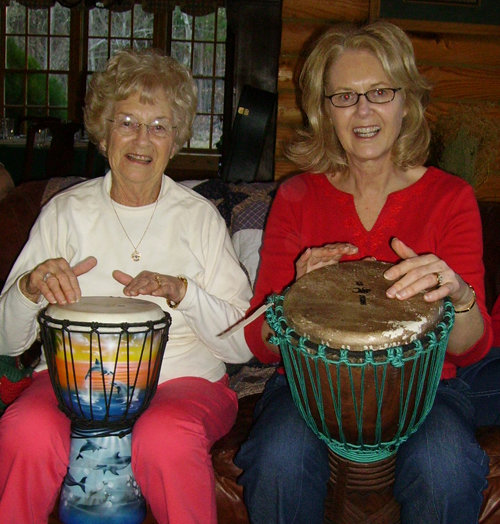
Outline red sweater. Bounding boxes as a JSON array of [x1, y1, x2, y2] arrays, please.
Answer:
[[245, 167, 492, 379]]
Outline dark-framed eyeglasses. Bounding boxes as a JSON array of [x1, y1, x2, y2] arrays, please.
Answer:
[[107, 115, 177, 138], [325, 88, 402, 108]]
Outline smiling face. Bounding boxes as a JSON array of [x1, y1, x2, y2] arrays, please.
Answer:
[[101, 90, 177, 198], [325, 49, 407, 169]]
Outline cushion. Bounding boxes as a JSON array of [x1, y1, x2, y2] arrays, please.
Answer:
[[193, 179, 276, 286], [0, 355, 34, 416]]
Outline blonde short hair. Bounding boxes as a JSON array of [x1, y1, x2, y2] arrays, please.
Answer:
[[285, 21, 432, 173], [84, 48, 197, 154]]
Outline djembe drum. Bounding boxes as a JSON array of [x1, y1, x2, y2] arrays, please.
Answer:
[[38, 296, 171, 524], [266, 261, 454, 523]]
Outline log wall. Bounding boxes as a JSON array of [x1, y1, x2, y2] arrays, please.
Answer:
[[276, 0, 500, 201]]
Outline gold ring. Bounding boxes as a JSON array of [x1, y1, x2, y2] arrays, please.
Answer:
[[154, 274, 162, 287], [435, 272, 443, 287]]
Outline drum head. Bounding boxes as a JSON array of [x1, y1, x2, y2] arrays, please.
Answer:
[[283, 261, 443, 351], [45, 296, 166, 324]]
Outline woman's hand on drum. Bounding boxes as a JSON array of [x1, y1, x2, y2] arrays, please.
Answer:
[[20, 256, 97, 305], [113, 270, 187, 305], [296, 243, 358, 280], [384, 238, 471, 306]]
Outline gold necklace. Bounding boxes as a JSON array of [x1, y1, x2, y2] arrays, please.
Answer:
[[111, 198, 159, 261]]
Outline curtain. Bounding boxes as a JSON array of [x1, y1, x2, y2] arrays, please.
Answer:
[[0, 0, 223, 15]]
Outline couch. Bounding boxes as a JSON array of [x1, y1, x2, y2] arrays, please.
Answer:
[[0, 176, 499, 523]]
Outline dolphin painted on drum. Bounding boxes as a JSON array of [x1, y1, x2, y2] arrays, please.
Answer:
[[64, 472, 88, 493], [76, 439, 106, 460], [85, 359, 115, 381], [95, 452, 132, 475]]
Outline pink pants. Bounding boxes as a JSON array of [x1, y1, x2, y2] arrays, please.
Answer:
[[0, 370, 238, 524]]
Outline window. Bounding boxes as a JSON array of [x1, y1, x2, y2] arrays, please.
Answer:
[[170, 5, 226, 150], [3, 1, 71, 121], [1, 0, 226, 156], [86, 5, 154, 75]]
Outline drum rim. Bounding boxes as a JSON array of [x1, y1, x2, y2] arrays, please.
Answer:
[[38, 309, 172, 333], [281, 262, 445, 351], [268, 292, 454, 360]]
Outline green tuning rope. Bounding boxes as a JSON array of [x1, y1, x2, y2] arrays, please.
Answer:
[[266, 294, 455, 463]]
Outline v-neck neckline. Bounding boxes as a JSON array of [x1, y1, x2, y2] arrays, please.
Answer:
[[320, 167, 431, 233]]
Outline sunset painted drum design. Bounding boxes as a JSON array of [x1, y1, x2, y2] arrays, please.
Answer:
[[38, 296, 171, 524], [266, 261, 455, 463]]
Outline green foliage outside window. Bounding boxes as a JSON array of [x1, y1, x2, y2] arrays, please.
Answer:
[[5, 38, 67, 120]]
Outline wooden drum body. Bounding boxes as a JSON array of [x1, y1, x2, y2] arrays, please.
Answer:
[[266, 261, 454, 523], [38, 296, 171, 524]]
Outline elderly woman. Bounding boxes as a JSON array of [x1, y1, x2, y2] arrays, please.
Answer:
[[235, 21, 498, 524], [0, 49, 252, 523]]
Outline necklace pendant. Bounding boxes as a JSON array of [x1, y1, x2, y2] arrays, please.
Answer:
[[131, 250, 141, 262]]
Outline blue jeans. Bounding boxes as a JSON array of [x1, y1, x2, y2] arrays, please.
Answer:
[[235, 348, 500, 524]]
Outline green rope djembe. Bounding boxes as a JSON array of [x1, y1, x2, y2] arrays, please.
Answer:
[[266, 277, 454, 464]]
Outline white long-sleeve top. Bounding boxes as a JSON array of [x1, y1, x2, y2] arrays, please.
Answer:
[[0, 173, 253, 383]]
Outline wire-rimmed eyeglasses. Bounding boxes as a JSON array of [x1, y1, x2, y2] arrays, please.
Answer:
[[325, 88, 402, 108], [108, 115, 177, 138]]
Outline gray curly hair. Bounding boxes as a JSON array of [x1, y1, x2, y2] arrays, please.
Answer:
[[84, 48, 197, 155]]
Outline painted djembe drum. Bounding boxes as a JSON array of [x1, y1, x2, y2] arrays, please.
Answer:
[[266, 261, 455, 523], [38, 296, 171, 524]]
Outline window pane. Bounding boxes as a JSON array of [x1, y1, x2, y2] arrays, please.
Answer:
[[6, 36, 26, 68], [28, 36, 48, 69], [27, 73, 47, 105], [6, 2, 26, 34], [49, 74, 67, 107], [191, 114, 210, 148], [51, 4, 70, 36], [194, 12, 215, 40], [171, 42, 191, 69], [212, 115, 223, 148], [172, 7, 192, 40], [193, 42, 213, 76], [133, 40, 151, 51], [196, 78, 213, 113], [111, 11, 131, 37], [25, 107, 45, 118], [88, 37, 109, 71], [50, 107, 67, 120], [5, 72, 24, 106], [133, 5, 153, 39], [215, 43, 225, 76], [110, 39, 130, 57], [50, 37, 69, 70], [214, 79, 224, 113], [89, 8, 109, 37], [5, 106, 24, 121], [28, 8, 48, 35], [216, 8, 226, 42]]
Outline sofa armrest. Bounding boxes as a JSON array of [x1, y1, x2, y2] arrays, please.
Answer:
[[0, 180, 48, 290]]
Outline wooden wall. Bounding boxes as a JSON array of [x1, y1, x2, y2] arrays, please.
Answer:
[[275, 0, 500, 201]]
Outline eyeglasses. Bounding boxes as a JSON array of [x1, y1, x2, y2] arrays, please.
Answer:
[[108, 115, 177, 138], [325, 88, 402, 108]]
